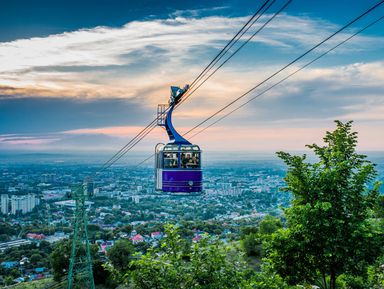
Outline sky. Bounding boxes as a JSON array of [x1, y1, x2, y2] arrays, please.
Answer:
[[0, 0, 384, 157]]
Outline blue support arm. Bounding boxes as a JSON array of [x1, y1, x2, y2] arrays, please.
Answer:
[[165, 105, 191, 145]]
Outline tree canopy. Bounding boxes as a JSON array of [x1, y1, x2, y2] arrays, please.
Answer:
[[268, 120, 383, 289], [128, 224, 250, 289]]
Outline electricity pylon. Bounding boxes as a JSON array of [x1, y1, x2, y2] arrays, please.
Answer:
[[67, 180, 95, 289]]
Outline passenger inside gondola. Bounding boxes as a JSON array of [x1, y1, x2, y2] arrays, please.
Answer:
[[181, 152, 199, 168], [190, 155, 198, 167], [164, 153, 178, 168]]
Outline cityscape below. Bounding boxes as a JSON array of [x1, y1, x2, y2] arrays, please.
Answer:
[[0, 152, 383, 286]]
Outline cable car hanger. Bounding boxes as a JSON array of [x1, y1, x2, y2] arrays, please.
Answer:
[[160, 85, 191, 145]]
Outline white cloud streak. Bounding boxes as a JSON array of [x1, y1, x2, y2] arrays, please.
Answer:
[[0, 13, 381, 100], [0, 12, 383, 151]]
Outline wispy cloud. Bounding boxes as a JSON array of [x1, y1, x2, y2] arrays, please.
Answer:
[[0, 135, 59, 146], [63, 126, 163, 138], [0, 13, 381, 101], [1, 12, 383, 152]]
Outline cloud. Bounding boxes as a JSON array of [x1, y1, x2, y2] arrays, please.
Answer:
[[204, 61, 384, 125], [1, 11, 383, 152], [0, 135, 59, 146], [64, 125, 164, 138], [1, 59, 383, 151], [0, 13, 381, 102]]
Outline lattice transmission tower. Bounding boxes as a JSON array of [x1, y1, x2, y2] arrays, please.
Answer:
[[67, 180, 95, 289]]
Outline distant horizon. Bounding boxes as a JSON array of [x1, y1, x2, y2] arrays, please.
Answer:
[[1, 149, 383, 166]]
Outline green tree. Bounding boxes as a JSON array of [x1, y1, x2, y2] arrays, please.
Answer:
[[367, 255, 384, 289], [242, 216, 282, 258], [4, 276, 13, 286], [0, 234, 9, 242], [30, 253, 42, 264], [93, 259, 114, 286], [374, 194, 384, 218], [121, 224, 133, 233], [50, 240, 72, 281], [248, 260, 292, 289], [129, 224, 250, 289], [108, 239, 135, 272], [50, 239, 99, 283], [258, 215, 282, 235], [242, 233, 262, 257], [269, 121, 382, 289]]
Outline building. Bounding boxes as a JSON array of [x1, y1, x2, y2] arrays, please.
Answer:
[[1, 194, 9, 214], [1, 261, 19, 269], [130, 234, 144, 244], [26, 233, 46, 240], [150, 232, 163, 240], [10, 194, 40, 215], [0, 239, 32, 252], [132, 195, 140, 204], [97, 240, 115, 254]]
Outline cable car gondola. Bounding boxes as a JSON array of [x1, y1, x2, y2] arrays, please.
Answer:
[[155, 85, 202, 195]]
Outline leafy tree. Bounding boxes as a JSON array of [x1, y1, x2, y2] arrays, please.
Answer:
[[4, 276, 13, 286], [50, 239, 99, 282], [121, 224, 133, 233], [374, 194, 384, 218], [241, 226, 259, 236], [93, 259, 115, 286], [0, 234, 9, 242], [30, 253, 42, 264], [87, 224, 100, 231], [128, 225, 187, 289], [258, 215, 282, 236], [268, 121, 382, 289], [128, 224, 250, 289], [108, 239, 135, 272], [367, 255, 384, 289], [248, 260, 292, 289], [242, 216, 282, 258], [10, 268, 21, 278], [50, 240, 72, 281], [242, 233, 262, 257]]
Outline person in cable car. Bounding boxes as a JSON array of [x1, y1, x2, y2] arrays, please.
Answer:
[[155, 85, 203, 195]]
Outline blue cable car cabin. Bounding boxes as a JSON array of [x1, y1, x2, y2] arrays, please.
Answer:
[[155, 85, 203, 194], [155, 143, 202, 193]]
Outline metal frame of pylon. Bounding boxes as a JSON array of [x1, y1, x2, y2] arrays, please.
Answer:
[[67, 182, 95, 289]]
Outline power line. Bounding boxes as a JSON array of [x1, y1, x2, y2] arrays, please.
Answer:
[[183, 0, 384, 136], [136, 153, 156, 168], [96, 0, 286, 172], [102, 124, 158, 171], [189, 14, 384, 139], [97, 120, 158, 173], [188, 0, 273, 89], [136, 2, 384, 166], [178, 0, 291, 108]]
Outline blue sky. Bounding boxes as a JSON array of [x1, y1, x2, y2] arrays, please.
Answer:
[[0, 0, 383, 154]]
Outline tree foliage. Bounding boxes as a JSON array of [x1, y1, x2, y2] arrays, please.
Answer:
[[242, 215, 282, 258], [50, 239, 100, 283], [50, 240, 72, 281], [367, 255, 384, 289], [107, 239, 135, 272], [128, 224, 250, 289], [269, 121, 383, 289]]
